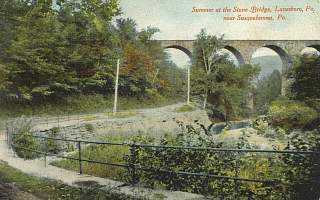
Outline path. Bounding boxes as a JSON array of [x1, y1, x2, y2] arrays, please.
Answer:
[[0, 131, 41, 200]]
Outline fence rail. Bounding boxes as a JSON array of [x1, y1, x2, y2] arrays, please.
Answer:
[[7, 132, 320, 198]]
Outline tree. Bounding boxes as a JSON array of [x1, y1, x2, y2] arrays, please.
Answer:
[[0, 0, 32, 59], [192, 29, 259, 121], [4, 3, 74, 101], [116, 18, 138, 47], [290, 54, 320, 101], [119, 45, 156, 97], [2, 0, 122, 101], [192, 29, 225, 109], [253, 70, 282, 115], [57, 0, 122, 95]]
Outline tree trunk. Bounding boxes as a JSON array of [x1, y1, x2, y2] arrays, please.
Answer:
[[203, 90, 208, 109]]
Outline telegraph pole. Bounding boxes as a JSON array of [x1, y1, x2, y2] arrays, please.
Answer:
[[113, 59, 120, 114], [187, 65, 190, 105]]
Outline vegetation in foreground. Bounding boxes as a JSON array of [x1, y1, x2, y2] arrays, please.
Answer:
[[0, 161, 140, 200], [47, 122, 320, 200], [8, 113, 320, 199]]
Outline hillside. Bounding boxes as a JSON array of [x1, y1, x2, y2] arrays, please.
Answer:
[[252, 55, 282, 78]]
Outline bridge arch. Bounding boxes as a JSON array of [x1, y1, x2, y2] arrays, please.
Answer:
[[251, 45, 291, 95], [223, 45, 245, 66], [263, 45, 292, 70], [164, 45, 192, 58], [307, 45, 320, 52]]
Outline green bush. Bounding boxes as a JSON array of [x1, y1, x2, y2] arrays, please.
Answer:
[[45, 127, 62, 154], [253, 117, 286, 140], [269, 99, 318, 130], [253, 117, 270, 135], [7, 117, 40, 159]]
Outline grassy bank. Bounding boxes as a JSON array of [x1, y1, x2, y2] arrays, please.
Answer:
[[51, 134, 130, 181], [0, 94, 183, 119], [0, 161, 140, 200]]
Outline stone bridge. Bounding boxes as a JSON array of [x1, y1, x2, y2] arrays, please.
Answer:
[[159, 39, 320, 94], [159, 39, 320, 66]]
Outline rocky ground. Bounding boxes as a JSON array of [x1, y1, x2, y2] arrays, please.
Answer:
[[32, 103, 212, 142], [4, 103, 282, 151]]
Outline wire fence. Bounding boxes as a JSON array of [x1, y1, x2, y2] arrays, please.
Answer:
[[6, 131, 320, 198]]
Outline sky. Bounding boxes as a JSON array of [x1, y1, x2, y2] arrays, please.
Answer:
[[119, 0, 320, 68]]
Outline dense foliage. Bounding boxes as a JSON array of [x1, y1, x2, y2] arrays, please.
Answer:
[[124, 124, 320, 200], [283, 130, 320, 200], [269, 98, 318, 131], [289, 54, 320, 101], [266, 54, 320, 131], [0, 0, 186, 114]]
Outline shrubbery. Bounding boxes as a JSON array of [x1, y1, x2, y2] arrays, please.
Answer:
[[7, 117, 40, 159], [125, 124, 285, 199], [253, 117, 286, 140], [50, 121, 320, 199], [45, 127, 63, 154], [7, 118, 64, 158], [268, 99, 318, 131], [283, 130, 320, 200]]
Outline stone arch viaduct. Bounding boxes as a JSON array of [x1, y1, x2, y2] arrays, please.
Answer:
[[159, 39, 320, 94], [159, 39, 320, 66]]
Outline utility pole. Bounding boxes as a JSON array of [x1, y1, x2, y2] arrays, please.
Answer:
[[187, 65, 190, 105], [113, 59, 120, 114]]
